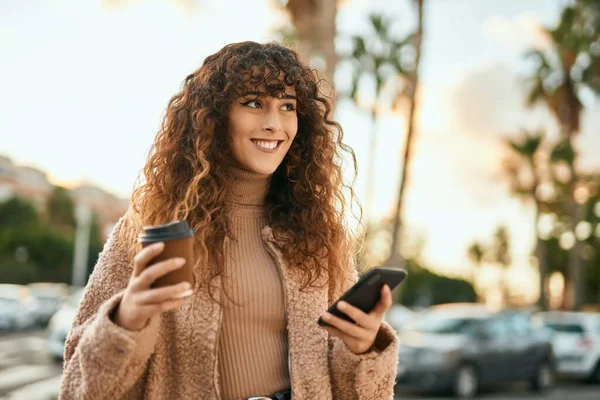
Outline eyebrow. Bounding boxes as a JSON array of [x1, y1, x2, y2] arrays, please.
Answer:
[[243, 90, 297, 100]]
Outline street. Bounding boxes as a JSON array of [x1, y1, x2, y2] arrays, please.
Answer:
[[0, 330, 599, 400], [0, 330, 62, 400], [395, 383, 600, 399]]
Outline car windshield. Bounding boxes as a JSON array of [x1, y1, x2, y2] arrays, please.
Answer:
[[412, 314, 479, 334]]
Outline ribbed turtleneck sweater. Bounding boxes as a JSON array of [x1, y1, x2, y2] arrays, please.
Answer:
[[218, 166, 290, 400]]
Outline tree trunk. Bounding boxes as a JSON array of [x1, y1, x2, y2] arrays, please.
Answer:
[[285, 0, 338, 86], [567, 162, 585, 310], [388, 0, 424, 266], [532, 183, 549, 309], [536, 234, 549, 309]]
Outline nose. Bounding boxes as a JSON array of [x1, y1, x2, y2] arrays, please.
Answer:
[[262, 107, 282, 133]]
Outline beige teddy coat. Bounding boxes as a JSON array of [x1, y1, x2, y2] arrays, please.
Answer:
[[59, 210, 398, 399]]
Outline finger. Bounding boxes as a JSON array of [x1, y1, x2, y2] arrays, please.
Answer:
[[336, 301, 377, 329], [134, 257, 186, 290], [320, 312, 369, 340], [370, 284, 393, 319], [144, 296, 187, 316], [321, 325, 359, 347], [134, 281, 193, 305], [132, 242, 165, 277]]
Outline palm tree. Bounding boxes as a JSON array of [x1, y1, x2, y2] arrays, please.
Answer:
[[467, 241, 485, 299], [282, 0, 338, 84], [490, 226, 512, 306], [524, 1, 600, 309], [103, 0, 340, 86], [466, 226, 512, 306], [504, 131, 549, 308], [388, 0, 425, 267], [344, 14, 411, 250]]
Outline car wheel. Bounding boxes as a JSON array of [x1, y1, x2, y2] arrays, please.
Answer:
[[589, 360, 600, 384], [453, 364, 478, 399], [530, 360, 554, 392]]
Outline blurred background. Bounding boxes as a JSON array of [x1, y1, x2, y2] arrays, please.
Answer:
[[1, 0, 600, 399]]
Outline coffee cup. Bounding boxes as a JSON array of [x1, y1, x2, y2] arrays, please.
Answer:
[[138, 220, 195, 288]]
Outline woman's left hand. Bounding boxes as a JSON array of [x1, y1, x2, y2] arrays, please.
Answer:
[[319, 284, 392, 354]]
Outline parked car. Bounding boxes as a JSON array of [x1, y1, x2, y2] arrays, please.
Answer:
[[27, 282, 70, 326], [534, 311, 600, 383], [0, 298, 19, 331], [0, 284, 40, 331], [396, 304, 555, 399], [385, 304, 415, 333], [48, 287, 84, 361]]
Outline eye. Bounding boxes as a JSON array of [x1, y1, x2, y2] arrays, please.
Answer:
[[241, 99, 261, 108], [281, 102, 296, 111]]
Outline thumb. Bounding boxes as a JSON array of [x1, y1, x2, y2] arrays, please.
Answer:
[[371, 284, 392, 318]]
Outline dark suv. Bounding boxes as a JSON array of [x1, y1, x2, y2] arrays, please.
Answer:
[[395, 305, 555, 399]]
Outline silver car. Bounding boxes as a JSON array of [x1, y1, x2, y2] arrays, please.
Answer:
[[0, 284, 40, 331], [48, 287, 84, 361], [396, 304, 555, 399], [27, 282, 70, 326]]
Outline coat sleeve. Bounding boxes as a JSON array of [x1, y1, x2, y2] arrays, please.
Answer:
[[59, 210, 161, 400], [328, 263, 399, 400]]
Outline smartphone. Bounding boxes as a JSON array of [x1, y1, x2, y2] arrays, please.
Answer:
[[318, 267, 407, 326]]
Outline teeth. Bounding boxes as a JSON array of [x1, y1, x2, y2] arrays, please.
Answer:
[[253, 140, 278, 150]]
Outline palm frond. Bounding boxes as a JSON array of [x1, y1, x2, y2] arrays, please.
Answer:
[[550, 139, 576, 165]]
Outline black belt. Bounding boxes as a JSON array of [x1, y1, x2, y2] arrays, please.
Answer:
[[247, 389, 291, 400]]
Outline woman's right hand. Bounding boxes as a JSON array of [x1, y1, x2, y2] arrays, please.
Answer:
[[113, 242, 193, 331]]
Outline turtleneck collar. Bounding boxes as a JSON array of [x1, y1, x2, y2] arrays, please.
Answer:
[[225, 165, 271, 206]]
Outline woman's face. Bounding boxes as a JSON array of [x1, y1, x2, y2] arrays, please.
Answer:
[[227, 86, 298, 175]]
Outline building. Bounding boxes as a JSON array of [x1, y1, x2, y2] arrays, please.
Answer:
[[0, 155, 128, 240], [0, 155, 52, 210]]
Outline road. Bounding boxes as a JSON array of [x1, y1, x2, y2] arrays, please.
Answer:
[[395, 382, 600, 399], [0, 330, 62, 400], [0, 330, 598, 399]]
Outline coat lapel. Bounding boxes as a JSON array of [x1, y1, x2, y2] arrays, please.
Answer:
[[262, 227, 333, 399]]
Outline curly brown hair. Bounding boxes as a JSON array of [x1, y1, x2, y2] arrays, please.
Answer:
[[131, 41, 361, 297]]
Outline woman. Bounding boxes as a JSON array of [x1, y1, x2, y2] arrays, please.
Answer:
[[59, 41, 398, 400]]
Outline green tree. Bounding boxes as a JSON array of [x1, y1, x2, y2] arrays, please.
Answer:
[[578, 173, 600, 305], [281, 0, 338, 84], [0, 196, 39, 229], [489, 226, 512, 305], [0, 196, 74, 284], [465, 226, 513, 306], [467, 241, 485, 297], [401, 259, 477, 307], [47, 185, 76, 231], [503, 131, 550, 307], [524, 0, 600, 309]]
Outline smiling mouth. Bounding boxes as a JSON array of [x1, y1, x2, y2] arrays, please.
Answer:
[[251, 139, 283, 151]]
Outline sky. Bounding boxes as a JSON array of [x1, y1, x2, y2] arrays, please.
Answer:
[[2, 0, 599, 301]]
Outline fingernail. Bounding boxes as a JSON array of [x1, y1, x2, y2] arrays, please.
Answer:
[[181, 282, 192, 290], [173, 289, 193, 299], [175, 258, 186, 266], [153, 242, 164, 249], [337, 301, 347, 309]]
